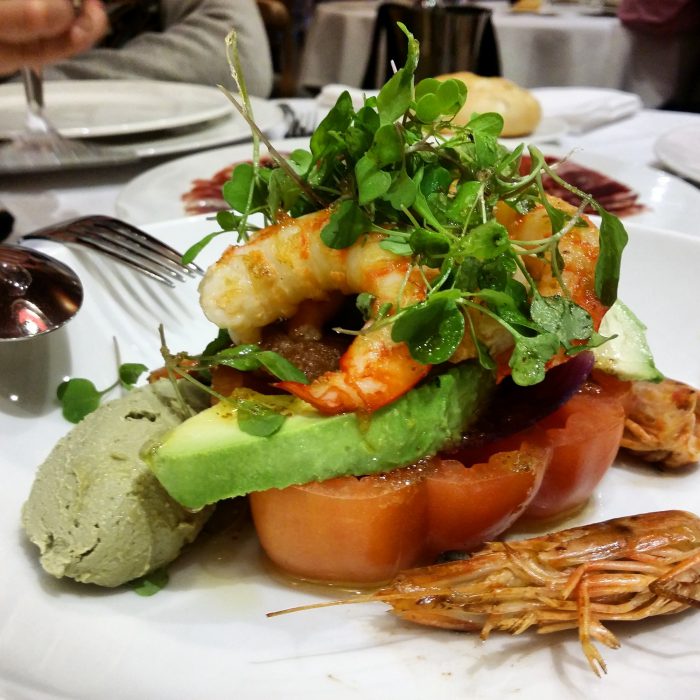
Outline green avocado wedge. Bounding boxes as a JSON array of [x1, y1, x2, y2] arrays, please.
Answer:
[[148, 362, 494, 510]]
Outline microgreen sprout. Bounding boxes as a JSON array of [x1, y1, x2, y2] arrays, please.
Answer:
[[187, 24, 628, 387], [57, 362, 148, 424], [157, 325, 308, 438], [130, 568, 169, 596]]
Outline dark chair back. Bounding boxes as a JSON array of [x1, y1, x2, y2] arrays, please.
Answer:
[[362, 4, 501, 90], [257, 0, 299, 97]]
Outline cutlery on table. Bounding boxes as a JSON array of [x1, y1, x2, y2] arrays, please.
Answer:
[[278, 102, 317, 137], [20, 216, 202, 287], [0, 68, 138, 174], [0, 0, 138, 174]]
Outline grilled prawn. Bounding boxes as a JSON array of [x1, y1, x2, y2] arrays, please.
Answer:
[[199, 209, 431, 414], [371, 510, 700, 675], [200, 196, 607, 414], [621, 378, 700, 468]]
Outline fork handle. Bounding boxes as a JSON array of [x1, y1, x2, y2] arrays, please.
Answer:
[[22, 68, 44, 114], [21, 67, 56, 136]]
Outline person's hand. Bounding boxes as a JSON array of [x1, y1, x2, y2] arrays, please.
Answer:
[[0, 0, 109, 76]]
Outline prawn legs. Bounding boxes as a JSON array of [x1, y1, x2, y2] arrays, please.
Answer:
[[372, 510, 700, 675]]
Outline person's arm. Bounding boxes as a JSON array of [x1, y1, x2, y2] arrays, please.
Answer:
[[44, 0, 274, 97], [618, 0, 700, 35], [0, 0, 108, 77]]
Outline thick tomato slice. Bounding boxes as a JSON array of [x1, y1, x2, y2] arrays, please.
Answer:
[[523, 384, 626, 521], [249, 467, 429, 585], [428, 432, 551, 556]]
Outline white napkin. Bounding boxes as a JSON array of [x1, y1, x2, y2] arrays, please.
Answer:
[[530, 87, 642, 134]]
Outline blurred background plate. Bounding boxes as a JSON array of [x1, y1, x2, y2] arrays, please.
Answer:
[[536, 146, 700, 235], [0, 80, 235, 139], [654, 124, 700, 186], [0, 99, 283, 174], [116, 137, 309, 224], [116, 139, 700, 235], [113, 99, 284, 160]]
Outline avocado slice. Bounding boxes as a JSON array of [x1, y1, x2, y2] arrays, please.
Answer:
[[149, 362, 494, 510], [593, 299, 663, 382]]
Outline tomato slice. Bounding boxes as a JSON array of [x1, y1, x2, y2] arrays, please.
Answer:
[[429, 432, 551, 555], [249, 467, 429, 585], [249, 383, 625, 584], [523, 385, 625, 520]]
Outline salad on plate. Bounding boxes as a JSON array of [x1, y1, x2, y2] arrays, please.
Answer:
[[20, 26, 700, 682]]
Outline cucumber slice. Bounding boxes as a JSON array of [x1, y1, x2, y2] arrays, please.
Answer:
[[593, 300, 663, 382]]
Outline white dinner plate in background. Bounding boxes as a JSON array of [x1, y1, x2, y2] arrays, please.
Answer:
[[654, 124, 700, 186], [0, 80, 239, 139], [500, 115, 568, 146], [116, 139, 700, 235], [0, 217, 698, 698], [0, 98, 282, 174], [118, 99, 283, 160], [540, 145, 700, 235], [116, 137, 310, 224]]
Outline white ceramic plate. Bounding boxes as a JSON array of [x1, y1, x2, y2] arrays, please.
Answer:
[[1, 217, 699, 699], [654, 124, 700, 186], [116, 99, 283, 160], [0, 99, 283, 174], [500, 115, 568, 146], [541, 145, 700, 234], [0, 80, 235, 139], [116, 137, 310, 224], [116, 140, 700, 235]]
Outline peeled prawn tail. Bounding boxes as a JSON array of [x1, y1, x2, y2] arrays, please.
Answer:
[[199, 206, 434, 415], [276, 326, 430, 415]]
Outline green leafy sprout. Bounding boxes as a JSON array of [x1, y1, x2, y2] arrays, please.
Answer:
[[130, 567, 169, 596], [55, 325, 306, 437], [57, 27, 630, 437], [185, 23, 628, 398], [57, 362, 148, 424], [158, 326, 308, 438]]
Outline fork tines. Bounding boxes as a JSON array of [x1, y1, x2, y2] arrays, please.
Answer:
[[22, 215, 203, 287]]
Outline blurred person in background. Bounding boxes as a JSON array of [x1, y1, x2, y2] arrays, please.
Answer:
[[0, 0, 109, 75], [618, 0, 700, 35], [618, 0, 700, 112], [0, 0, 273, 97]]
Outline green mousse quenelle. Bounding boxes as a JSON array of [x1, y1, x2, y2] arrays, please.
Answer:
[[22, 381, 212, 588]]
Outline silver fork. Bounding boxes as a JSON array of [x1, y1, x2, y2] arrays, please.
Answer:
[[278, 102, 317, 138], [20, 215, 203, 287]]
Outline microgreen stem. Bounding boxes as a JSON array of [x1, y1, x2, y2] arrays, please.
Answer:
[[400, 205, 421, 230], [217, 87, 326, 212], [510, 250, 548, 300], [459, 297, 520, 339], [158, 325, 197, 417]]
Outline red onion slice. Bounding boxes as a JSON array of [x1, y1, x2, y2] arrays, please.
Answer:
[[455, 352, 595, 448]]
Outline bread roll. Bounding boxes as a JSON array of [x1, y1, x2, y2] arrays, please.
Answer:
[[437, 72, 542, 137]]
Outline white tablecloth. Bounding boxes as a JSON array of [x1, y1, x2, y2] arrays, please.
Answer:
[[1, 106, 698, 239], [299, 1, 690, 107]]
